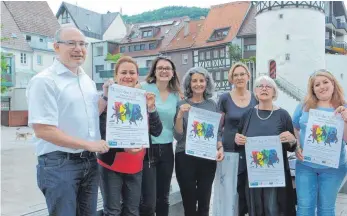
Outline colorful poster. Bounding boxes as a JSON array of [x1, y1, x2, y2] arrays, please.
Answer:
[[245, 136, 286, 188], [212, 152, 239, 216], [106, 84, 149, 148], [303, 109, 344, 168], [185, 106, 222, 160]]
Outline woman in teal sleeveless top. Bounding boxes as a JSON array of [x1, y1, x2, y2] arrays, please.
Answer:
[[137, 56, 181, 216]]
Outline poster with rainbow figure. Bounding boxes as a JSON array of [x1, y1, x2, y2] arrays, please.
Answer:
[[185, 107, 222, 160], [245, 136, 285, 188], [106, 84, 149, 148], [303, 109, 344, 168]]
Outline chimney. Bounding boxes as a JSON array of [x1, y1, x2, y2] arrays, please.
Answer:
[[184, 21, 189, 37], [200, 16, 205, 20], [120, 7, 122, 15]]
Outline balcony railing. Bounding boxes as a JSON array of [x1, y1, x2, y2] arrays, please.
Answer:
[[99, 67, 149, 78], [325, 39, 347, 51], [325, 16, 337, 28]]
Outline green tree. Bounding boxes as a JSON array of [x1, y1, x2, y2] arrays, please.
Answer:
[[228, 43, 242, 62], [1, 25, 10, 93], [122, 6, 209, 24], [105, 53, 122, 63]]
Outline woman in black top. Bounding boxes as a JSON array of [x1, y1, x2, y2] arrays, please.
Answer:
[[235, 75, 297, 216], [218, 62, 257, 215]]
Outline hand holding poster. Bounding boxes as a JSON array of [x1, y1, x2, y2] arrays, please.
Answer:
[[212, 152, 239, 216], [185, 106, 222, 160], [245, 136, 286, 188], [303, 109, 344, 168], [106, 84, 149, 148]]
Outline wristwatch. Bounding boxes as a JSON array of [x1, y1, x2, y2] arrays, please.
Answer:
[[101, 94, 108, 102]]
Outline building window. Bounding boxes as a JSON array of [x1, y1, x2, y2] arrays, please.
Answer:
[[62, 10, 70, 24], [134, 45, 141, 51], [213, 49, 219, 59], [146, 60, 152, 68], [20, 53, 27, 64], [95, 65, 104, 73], [142, 30, 153, 38], [182, 54, 188, 65], [128, 46, 134, 52], [206, 51, 211, 60], [37, 55, 42, 65], [39, 38, 44, 42], [96, 47, 103, 56], [149, 43, 156, 50], [140, 44, 146, 50], [220, 48, 225, 58], [26, 35, 31, 42], [208, 27, 230, 42], [111, 63, 116, 70], [120, 46, 125, 53], [199, 52, 205, 60], [244, 45, 256, 51], [285, 53, 290, 60]]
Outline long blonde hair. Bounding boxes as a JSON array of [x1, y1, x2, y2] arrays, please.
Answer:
[[303, 69, 345, 111]]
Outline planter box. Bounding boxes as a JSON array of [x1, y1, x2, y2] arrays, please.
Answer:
[[1, 110, 28, 127]]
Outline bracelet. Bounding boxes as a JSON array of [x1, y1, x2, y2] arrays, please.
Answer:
[[290, 139, 297, 145], [101, 94, 108, 102], [217, 145, 223, 150], [295, 145, 301, 151]]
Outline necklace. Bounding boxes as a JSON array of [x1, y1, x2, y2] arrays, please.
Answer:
[[190, 98, 204, 103], [256, 105, 274, 120]]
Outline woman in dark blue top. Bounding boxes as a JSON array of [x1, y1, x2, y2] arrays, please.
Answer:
[[218, 62, 257, 216]]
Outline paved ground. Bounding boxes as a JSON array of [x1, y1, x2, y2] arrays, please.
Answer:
[[1, 126, 347, 216]]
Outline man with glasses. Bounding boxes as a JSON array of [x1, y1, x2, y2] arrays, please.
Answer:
[[26, 26, 110, 216]]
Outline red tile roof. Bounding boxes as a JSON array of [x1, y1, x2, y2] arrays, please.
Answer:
[[193, 1, 250, 48], [163, 19, 204, 52]]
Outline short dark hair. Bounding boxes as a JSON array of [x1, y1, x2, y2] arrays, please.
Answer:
[[145, 56, 180, 92]]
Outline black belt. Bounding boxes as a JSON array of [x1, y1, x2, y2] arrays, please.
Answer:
[[67, 151, 95, 159]]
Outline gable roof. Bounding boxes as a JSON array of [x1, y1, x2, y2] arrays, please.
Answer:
[[237, 4, 256, 37], [1, 2, 32, 52], [193, 1, 250, 48], [163, 19, 205, 52], [56, 2, 119, 39], [3, 1, 60, 38], [118, 17, 187, 57]]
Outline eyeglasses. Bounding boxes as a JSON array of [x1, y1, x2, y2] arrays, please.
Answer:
[[57, 40, 89, 48], [156, 67, 172, 72], [233, 72, 246, 78], [256, 84, 273, 90]]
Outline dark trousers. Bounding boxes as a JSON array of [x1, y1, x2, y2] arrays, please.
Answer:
[[99, 166, 142, 216], [175, 152, 217, 216], [140, 143, 174, 216], [37, 151, 99, 216], [238, 172, 250, 216], [238, 172, 279, 216]]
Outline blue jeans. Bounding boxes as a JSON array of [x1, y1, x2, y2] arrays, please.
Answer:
[[99, 165, 142, 216], [296, 162, 346, 216], [37, 151, 99, 216]]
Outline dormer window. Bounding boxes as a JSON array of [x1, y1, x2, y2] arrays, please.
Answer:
[[142, 30, 153, 38], [208, 27, 230, 42], [61, 9, 70, 24]]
